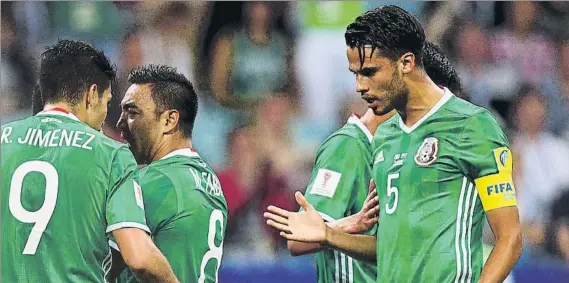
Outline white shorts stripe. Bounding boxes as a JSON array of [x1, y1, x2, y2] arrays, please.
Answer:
[[454, 177, 468, 283]]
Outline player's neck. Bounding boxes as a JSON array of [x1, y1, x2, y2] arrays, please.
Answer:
[[398, 77, 445, 128], [150, 136, 193, 162], [43, 102, 83, 119]]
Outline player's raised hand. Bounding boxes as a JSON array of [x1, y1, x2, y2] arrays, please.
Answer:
[[364, 179, 380, 220], [349, 179, 379, 233], [264, 191, 327, 243]]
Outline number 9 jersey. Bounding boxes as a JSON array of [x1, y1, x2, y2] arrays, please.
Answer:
[[371, 89, 517, 283], [1, 110, 149, 283]]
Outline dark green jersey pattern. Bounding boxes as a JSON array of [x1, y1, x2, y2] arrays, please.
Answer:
[[116, 149, 228, 283], [1, 110, 148, 283], [372, 89, 516, 283], [304, 116, 377, 283]]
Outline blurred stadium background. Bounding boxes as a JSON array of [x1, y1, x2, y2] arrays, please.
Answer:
[[2, 1, 569, 282]]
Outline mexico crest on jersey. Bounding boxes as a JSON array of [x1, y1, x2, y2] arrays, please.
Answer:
[[414, 137, 439, 166]]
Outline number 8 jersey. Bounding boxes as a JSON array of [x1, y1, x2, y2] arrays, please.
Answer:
[[1, 110, 149, 283], [371, 89, 517, 283], [115, 148, 228, 283]]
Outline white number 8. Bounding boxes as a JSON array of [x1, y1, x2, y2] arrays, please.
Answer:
[[198, 209, 224, 283], [9, 161, 59, 255]]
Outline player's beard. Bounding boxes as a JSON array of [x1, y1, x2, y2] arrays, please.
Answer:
[[372, 69, 409, 116]]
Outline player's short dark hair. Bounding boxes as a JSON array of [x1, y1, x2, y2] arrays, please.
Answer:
[[422, 41, 466, 99], [128, 65, 198, 138], [39, 40, 115, 105], [345, 5, 425, 67]]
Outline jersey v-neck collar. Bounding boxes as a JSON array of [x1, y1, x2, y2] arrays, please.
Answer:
[[36, 109, 80, 121], [397, 87, 453, 134], [160, 148, 200, 160], [347, 114, 374, 143]]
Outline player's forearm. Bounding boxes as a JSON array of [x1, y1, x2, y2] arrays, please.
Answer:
[[287, 240, 325, 256], [478, 229, 522, 283], [324, 226, 376, 262], [286, 219, 360, 256], [131, 248, 179, 283]]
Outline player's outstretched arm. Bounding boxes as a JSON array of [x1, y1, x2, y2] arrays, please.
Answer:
[[287, 183, 379, 256], [113, 228, 179, 283], [265, 192, 377, 262], [479, 206, 522, 283]]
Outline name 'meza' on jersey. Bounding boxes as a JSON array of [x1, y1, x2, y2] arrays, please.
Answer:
[[1, 109, 148, 283], [371, 88, 517, 283]]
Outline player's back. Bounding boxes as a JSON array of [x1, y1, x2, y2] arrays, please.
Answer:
[[1, 110, 142, 283], [119, 149, 228, 283]]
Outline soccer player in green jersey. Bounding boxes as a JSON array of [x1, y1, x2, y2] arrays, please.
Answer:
[[284, 41, 467, 283], [265, 6, 522, 283], [112, 65, 228, 283], [1, 40, 178, 283]]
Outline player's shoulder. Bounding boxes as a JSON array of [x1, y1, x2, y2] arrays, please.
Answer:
[[444, 96, 502, 129], [319, 125, 368, 155], [139, 165, 175, 195], [2, 115, 34, 129]]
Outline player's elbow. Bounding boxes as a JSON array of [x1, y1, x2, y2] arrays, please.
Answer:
[[511, 228, 523, 260], [123, 250, 153, 273]]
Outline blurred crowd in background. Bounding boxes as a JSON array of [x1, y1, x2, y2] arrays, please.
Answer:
[[2, 0, 569, 273]]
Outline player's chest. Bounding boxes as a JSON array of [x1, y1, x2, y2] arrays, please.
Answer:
[[372, 132, 462, 195]]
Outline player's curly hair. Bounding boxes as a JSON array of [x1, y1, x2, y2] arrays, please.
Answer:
[[128, 65, 198, 138], [39, 40, 116, 105], [345, 5, 426, 68], [422, 41, 466, 99]]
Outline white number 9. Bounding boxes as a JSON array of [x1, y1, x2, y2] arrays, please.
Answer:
[[9, 161, 59, 255]]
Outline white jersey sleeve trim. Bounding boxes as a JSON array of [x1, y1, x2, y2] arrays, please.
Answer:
[[106, 222, 151, 233], [108, 240, 120, 252]]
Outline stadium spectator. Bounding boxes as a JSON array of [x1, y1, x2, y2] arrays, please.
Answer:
[[540, 40, 569, 140], [210, 2, 296, 114], [490, 2, 555, 87], [512, 87, 569, 251]]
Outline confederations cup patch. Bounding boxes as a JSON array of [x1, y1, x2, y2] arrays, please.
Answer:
[[414, 137, 439, 166]]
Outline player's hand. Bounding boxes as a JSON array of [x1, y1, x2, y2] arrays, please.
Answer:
[[352, 179, 380, 233], [264, 191, 327, 244]]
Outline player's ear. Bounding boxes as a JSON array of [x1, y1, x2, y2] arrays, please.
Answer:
[[85, 84, 98, 109], [400, 52, 415, 75], [162, 110, 180, 134]]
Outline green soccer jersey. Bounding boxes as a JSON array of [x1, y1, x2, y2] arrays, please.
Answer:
[[1, 110, 148, 283], [371, 89, 517, 283], [115, 149, 228, 283], [304, 115, 377, 283]]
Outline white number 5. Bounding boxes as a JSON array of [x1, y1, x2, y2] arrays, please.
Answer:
[[9, 161, 59, 255], [198, 209, 224, 283], [386, 173, 399, 214]]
